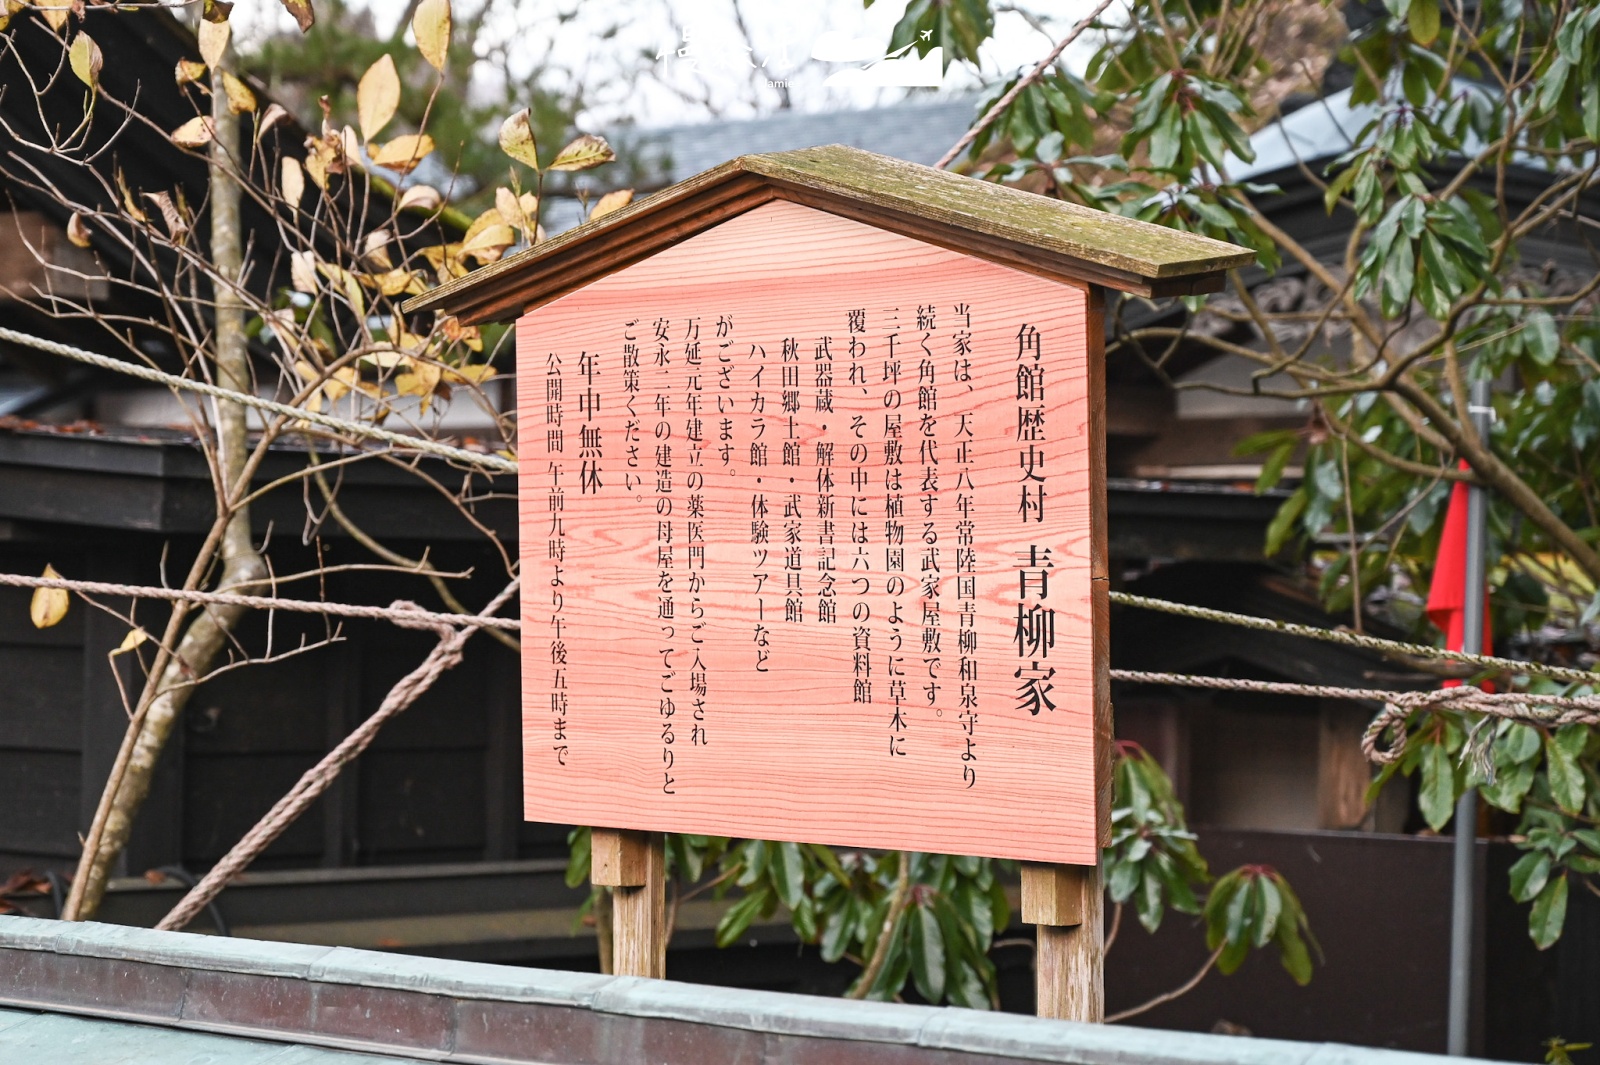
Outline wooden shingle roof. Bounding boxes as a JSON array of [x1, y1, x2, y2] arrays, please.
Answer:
[[405, 145, 1254, 325]]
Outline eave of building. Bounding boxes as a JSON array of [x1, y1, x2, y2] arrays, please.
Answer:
[[404, 145, 1256, 325]]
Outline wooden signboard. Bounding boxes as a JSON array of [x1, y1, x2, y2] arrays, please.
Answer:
[[407, 145, 1252, 1017], [519, 199, 1102, 865]]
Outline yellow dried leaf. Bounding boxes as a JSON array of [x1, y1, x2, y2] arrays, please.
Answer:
[[290, 250, 318, 294], [444, 362, 495, 385], [112, 627, 149, 655], [304, 149, 328, 190], [29, 565, 68, 629], [317, 260, 366, 315], [170, 116, 215, 149], [548, 133, 614, 172], [370, 133, 435, 174], [357, 53, 400, 143], [397, 184, 442, 213], [494, 186, 538, 241], [498, 109, 538, 168], [340, 125, 364, 168], [175, 59, 207, 86], [439, 314, 483, 351], [373, 268, 424, 296], [589, 187, 633, 222], [394, 360, 442, 396], [281, 156, 305, 207], [362, 229, 393, 269], [222, 71, 256, 114], [323, 365, 379, 401], [360, 349, 411, 369], [198, 17, 230, 70], [69, 32, 102, 89], [420, 243, 469, 282], [116, 171, 148, 223], [258, 102, 291, 138], [66, 212, 92, 248], [462, 207, 512, 247], [40, 2, 68, 33], [412, 0, 450, 72]]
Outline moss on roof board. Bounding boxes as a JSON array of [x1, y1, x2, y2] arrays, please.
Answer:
[[406, 144, 1253, 324]]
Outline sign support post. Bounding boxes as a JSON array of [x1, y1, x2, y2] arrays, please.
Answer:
[[591, 828, 667, 978], [1023, 864, 1104, 1020]]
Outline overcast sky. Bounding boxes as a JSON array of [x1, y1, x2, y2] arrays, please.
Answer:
[[232, 0, 1103, 129]]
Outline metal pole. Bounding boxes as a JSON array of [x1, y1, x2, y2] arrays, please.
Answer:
[[1447, 378, 1492, 1056]]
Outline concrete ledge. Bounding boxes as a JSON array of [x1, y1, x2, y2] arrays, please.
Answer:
[[0, 916, 1503, 1065]]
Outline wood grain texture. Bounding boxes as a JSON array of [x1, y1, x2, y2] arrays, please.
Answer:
[[1020, 864, 1085, 926], [1035, 863, 1104, 1022], [608, 831, 666, 978], [1086, 289, 1114, 849], [592, 827, 651, 887], [518, 199, 1101, 866]]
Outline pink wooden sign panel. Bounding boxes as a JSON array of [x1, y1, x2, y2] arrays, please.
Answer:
[[518, 199, 1096, 864]]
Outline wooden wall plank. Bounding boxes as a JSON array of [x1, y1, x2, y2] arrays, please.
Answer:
[[0, 751, 80, 855], [0, 647, 82, 751]]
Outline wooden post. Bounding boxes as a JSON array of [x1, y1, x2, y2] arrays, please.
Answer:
[[1023, 862, 1104, 1021], [590, 828, 666, 978]]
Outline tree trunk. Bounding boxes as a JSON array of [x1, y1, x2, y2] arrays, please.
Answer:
[[62, 53, 267, 920]]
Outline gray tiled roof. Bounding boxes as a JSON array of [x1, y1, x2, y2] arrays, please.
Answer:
[[544, 97, 982, 235], [613, 96, 981, 189]]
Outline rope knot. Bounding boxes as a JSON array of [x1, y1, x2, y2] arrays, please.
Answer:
[[387, 599, 460, 639]]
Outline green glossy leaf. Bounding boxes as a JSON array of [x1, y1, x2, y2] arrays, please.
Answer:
[[1108, 857, 1141, 902], [772, 841, 806, 910], [1481, 758, 1535, 813], [1408, 0, 1440, 44], [1265, 487, 1308, 556], [1149, 105, 1182, 170], [909, 903, 946, 1003], [1253, 876, 1283, 949], [1529, 873, 1569, 950], [1508, 850, 1552, 903], [715, 886, 771, 948], [1419, 740, 1458, 832], [565, 827, 591, 889], [1546, 732, 1587, 813], [820, 900, 854, 963]]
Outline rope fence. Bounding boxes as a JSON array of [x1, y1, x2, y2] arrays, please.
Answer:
[[1109, 669, 1600, 763], [1110, 590, 1598, 685], [0, 571, 522, 632]]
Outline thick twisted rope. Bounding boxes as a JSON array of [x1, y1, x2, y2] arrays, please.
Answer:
[[1, 571, 523, 632], [0, 326, 516, 473], [156, 580, 519, 932], [1111, 669, 1600, 764], [1111, 590, 1598, 686]]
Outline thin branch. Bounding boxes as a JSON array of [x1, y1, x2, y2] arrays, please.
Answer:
[[1106, 945, 1223, 1023]]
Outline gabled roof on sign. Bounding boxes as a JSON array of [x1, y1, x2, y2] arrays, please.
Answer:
[[405, 145, 1256, 325]]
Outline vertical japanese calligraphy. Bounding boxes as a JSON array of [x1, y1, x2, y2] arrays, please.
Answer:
[[517, 199, 1098, 865]]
